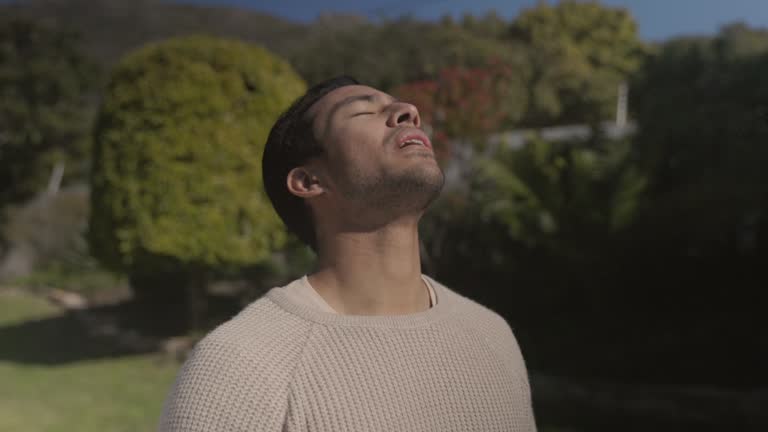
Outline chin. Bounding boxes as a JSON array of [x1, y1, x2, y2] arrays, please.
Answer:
[[342, 163, 444, 213], [397, 166, 445, 210]]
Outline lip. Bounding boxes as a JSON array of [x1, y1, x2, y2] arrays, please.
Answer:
[[395, 129, 433, 151]]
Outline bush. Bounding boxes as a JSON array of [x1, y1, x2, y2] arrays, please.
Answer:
[[88, 36, 306, 330], [89, 35, 305, 274]]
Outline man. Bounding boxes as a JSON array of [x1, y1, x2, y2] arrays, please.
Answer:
[[159, 76, 537, 431]]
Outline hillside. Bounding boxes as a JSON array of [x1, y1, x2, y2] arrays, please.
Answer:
[[1, 0, 310, 66]]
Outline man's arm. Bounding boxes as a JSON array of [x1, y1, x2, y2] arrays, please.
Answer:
[[158, 336, 289, 432]]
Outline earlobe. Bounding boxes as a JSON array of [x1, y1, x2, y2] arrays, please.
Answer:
[[286, 167, 324, 198]]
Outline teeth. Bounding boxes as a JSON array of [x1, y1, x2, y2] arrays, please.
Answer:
[[404, 139, 423, 146]]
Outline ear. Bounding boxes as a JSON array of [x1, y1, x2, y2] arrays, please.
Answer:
[[286, 166, 325, 199]]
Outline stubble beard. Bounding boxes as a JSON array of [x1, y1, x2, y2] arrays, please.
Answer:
[[343, 159, 445, 217]]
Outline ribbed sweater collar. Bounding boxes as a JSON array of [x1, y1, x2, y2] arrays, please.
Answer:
[[265, 275, 457, 329]]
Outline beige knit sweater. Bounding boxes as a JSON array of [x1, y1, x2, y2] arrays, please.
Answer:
[[159, 276, 537, 431]]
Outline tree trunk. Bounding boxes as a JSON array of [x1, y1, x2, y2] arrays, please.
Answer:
[[185, 268, 208, 332], [128, 271, 187, 336]]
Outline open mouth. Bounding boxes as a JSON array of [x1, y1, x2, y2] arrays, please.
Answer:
[[397, 132, 433, 151], [401, 138, 427, 148]]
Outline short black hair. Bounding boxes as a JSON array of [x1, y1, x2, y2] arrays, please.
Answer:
[[262, 76, 360, 251]]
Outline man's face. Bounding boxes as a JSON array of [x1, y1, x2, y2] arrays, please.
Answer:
[[306, 85, 444, 217]]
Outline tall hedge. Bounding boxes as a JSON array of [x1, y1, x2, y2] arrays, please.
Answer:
[[89, 36, 305, 275]]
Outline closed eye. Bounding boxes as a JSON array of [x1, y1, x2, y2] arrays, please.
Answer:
[[352, 112, 375, 117]]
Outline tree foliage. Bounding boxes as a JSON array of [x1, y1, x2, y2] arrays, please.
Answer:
[[439, 23, 768, 385], [391, 61, 529, 159], [89, 36, 305, 276], [458, 10, 508, 39], [1, 0, 310, 66], [507, 0, 646, 125], [0, 18, 97, 207], [470, 138, 645, 250], [287, 16, 521, 90], [7, 0, 764, 387], [631, 25, 768, 257]]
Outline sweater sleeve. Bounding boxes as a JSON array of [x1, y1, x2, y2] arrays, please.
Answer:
[[158, 336, 289, 432], [494, 315, 537, 430]]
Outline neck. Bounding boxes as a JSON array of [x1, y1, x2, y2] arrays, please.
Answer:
[[308, 216, 430, 315]]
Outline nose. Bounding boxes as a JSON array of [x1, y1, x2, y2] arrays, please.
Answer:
[[386, 102, 421, 128]]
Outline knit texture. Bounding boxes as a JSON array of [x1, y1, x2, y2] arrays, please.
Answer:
[[159, 276, 537, 431]]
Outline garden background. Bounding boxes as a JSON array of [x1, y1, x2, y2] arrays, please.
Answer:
[[1, 0, 767, 430]]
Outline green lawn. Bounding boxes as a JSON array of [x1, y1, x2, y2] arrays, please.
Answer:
[[0, 290, 179, 432]]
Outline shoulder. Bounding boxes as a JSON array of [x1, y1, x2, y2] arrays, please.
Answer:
[[429, 277, 534, 405], [159, 292, 314, 431], [429, 276, 512, 331], [429, 276, 526, 363], [205, 291, 314, 355]]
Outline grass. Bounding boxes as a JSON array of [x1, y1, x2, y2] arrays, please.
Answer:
[[0, 289, 576, 432], [11, 262, 128, 297], [0, 289, 180, 432]]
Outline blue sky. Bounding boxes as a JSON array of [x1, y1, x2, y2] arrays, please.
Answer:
[[179, 0, 768, 41]]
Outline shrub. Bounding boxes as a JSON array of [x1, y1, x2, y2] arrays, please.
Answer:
[[89, 36, 305, 329]]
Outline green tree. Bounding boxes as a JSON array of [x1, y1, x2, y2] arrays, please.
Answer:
[[714, 22, 768, 61], [89, 36, 305, 330], [546, 24, 768, 385], [631, 25, 768, 257], [470, 138, 645, 250], [288, 16, 518, 90], [0, 18, 97, 208], [507, 0, 646, 125], [460, 10, 508, 39]]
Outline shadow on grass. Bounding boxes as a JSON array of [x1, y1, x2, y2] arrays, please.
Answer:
[[0, 293, 246, 365], [0, 302, 156, 364]]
